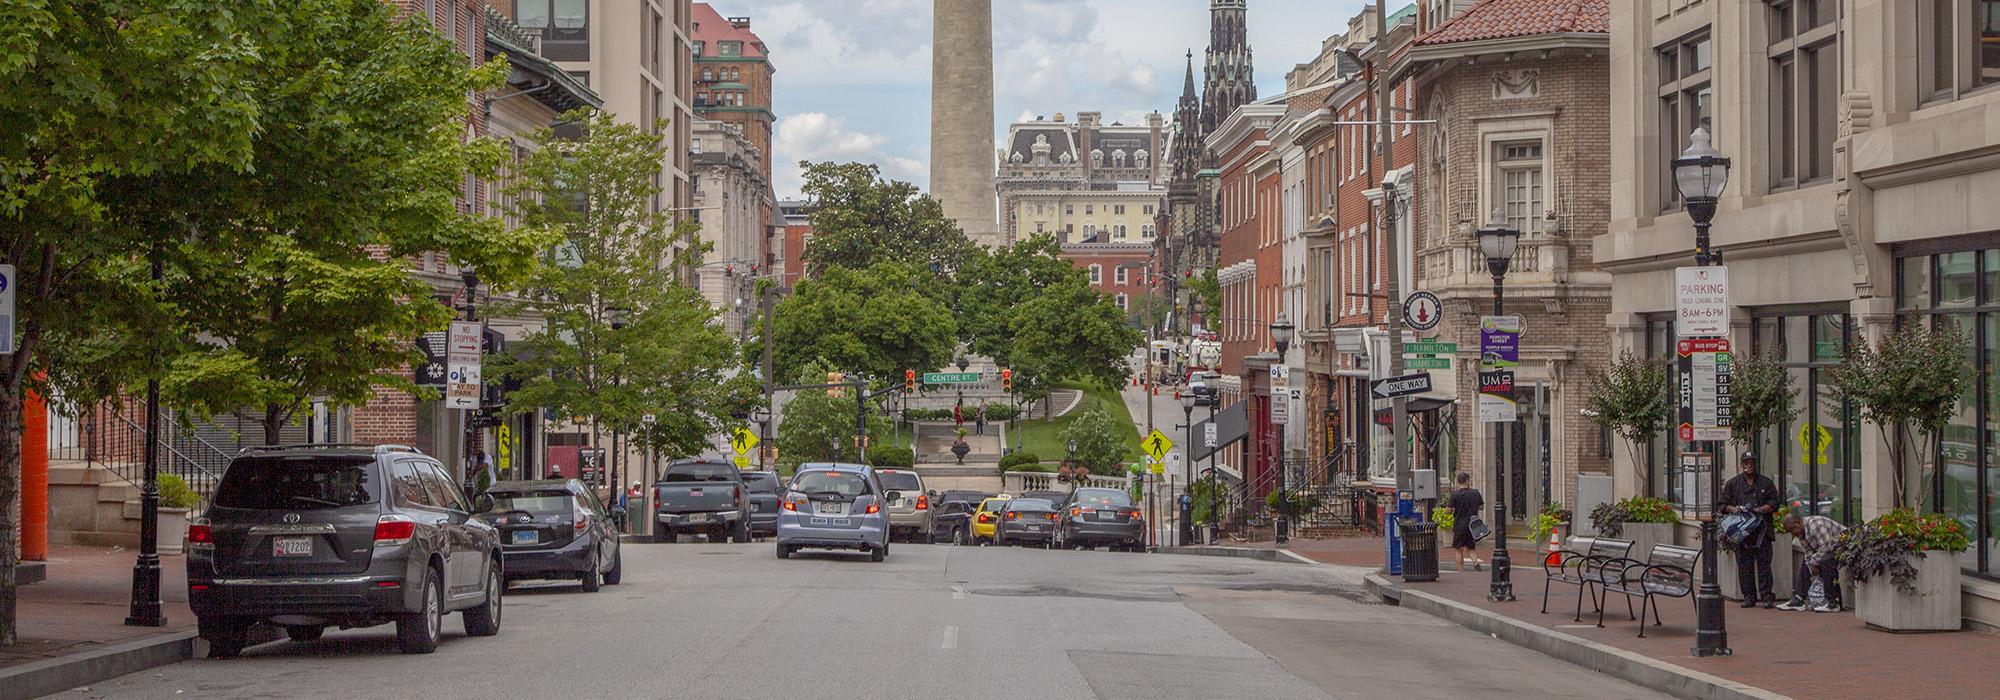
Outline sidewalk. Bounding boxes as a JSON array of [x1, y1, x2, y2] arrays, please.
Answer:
[[0, 546, 197, 698], [1371, 554, 2000, 700]]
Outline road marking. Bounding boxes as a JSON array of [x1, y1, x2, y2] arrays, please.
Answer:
[[941, 625, 958, 650], [951, 585, 966, 600]]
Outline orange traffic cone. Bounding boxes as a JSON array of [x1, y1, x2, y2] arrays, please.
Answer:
[[1543, 527, 1564, 567]]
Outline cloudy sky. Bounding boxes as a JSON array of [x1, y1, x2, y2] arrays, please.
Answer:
[[731, 0, 1372, 199]]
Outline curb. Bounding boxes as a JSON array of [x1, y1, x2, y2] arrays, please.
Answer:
[[0, 630, 196, 700], [1160, 545, 1318, 566], [1362, 573, 1791, 700]]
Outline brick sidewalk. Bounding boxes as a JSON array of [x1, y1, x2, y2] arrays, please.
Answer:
[[1, 546, 193, 669]]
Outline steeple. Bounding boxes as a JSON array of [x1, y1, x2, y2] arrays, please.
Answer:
[[1201, 0, 1256, 134], [1181, 49, 1197, 98], [1170, 50, 1203, 193]]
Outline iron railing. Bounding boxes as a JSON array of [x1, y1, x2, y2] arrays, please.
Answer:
[[47, 402, 228, 494]]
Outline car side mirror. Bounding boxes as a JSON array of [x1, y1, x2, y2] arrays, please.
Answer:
[[473, 493, 495, 513], [926, 489, 938, 498], [885, 490, 903, 501]]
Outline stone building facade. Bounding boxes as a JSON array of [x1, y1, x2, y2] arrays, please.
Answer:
[[691, 3, 776, 279], [691, 119, 770, 339], [995, 112, 1167, 245]]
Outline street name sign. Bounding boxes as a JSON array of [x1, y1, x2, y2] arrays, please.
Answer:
[[1371, 373, 1433, 399], [1404, 340, 1457, 355], [1406, 357, 1451, 370], [923, 372, 980, 385], [1142, 429, 1175, 462], [1674, 266, 1729, 338]]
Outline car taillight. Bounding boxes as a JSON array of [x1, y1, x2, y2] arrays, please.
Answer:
[[1128, 510, 1144, 522], [977, 513, 992, 524], [734, 486, 742, 501], [187, 521, 213, 545], [374, 515, 416, 546], [575, 513, 590, 532], [1070, 507, 1082, 518], [916, 495, 929, 510], [1005, 512, 1017, 521], [784, 500, 798, 512], [866, 503, 880, 514], [1045, 513, 1057, 521]]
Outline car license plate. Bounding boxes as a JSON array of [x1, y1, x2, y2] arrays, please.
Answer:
[[808, 517, 849, 526], [510, 530, 537, 545], [750, 503, 762, 512], [272, 537, 312, 557], [1025, 525, 1043, 531], [815, 503, 842, 515], [685, 513, 709, 523]]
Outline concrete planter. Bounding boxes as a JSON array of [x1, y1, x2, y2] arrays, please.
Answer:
[[1856, 550, 1962, 632], [1719, 533, 1795, 601], [157, 507, 190, 556], [1621, 522, 1673, 562]]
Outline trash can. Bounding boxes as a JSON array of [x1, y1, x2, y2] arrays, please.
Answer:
[[1398, 517, 1438, 582]]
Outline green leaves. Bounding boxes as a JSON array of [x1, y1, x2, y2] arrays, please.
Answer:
[[1058, 405, 1130, 476], [1729, 350, 1798, 445], [774, 363, 891, 470], [798, 161, 973, 275], [772, 261, 957, 382], [1827, 322, 1969, 507], [1584, 350, 1672, 483]]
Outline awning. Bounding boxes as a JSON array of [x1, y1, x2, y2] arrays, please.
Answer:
[[1373, 397, 1457, 425], [1190, 401, 1248, 462]]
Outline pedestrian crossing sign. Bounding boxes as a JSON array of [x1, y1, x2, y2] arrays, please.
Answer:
[[730, 427, 759, 457], [1142, 429, 1174, 462]]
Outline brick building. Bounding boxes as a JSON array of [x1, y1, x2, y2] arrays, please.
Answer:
[[1209, 98, 1284, 497], [1061, 243, 1154, 316], [778, 199, 811, 289], [690, 4, 776, 277]]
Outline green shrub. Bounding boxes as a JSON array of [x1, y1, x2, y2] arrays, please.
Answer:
[[865, 445, 915, 468], [1005, 461, 1054, 473], [1838, 509, 1971, 594], [1264, 490, 1321, 518], [1431, 505, 1455, 531], [982, 404, 1020, 421], [157, 474, 200, 510], [1588, 496, 1677, 538], [999, 451, 1043, 471], [1528, 501, 1571, 542]]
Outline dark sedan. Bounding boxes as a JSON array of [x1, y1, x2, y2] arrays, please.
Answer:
[[928, 499, 978, 543], [994, 498, 1059, 547], [741, 471, 783, 538], [483, 479, 622, 591], [1055, 487, 1146, 551]]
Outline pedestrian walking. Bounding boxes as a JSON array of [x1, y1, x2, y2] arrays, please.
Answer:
[[1776, 512, 1849, 612], [621, 481, 643, 533], [975, 403, 988, 436], [1722, 451, 1781, 608], [1447, 472, 1485, 572]]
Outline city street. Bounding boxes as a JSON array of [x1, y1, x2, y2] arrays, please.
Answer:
[[62, 544, 1663, 700]]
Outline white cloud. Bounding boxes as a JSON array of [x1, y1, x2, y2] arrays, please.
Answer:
[[774, 112, 928, 198]]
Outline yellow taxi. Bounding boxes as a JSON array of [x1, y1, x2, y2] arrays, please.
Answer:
[[969, 496, 1011, 545]]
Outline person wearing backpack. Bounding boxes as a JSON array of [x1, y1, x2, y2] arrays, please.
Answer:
[[1447, 472, 1485, 572], [1721, 451, 1780, 608]]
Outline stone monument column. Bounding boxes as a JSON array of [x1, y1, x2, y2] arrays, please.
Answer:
[[930, 0, 1000, 246]]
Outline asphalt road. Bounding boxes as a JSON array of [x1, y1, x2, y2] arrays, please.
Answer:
[[60, 543, 1668, 700]]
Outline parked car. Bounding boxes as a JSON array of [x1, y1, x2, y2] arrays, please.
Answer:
[[188, 444, 502, 657], [928, 499, 978, 543], [481, 479, 621, 591], [967, 496, 1012, 546], [874, 468, 930, 542], [775, 463, 891, 561], [741, 471, 784, 538], [1018, 489, 1068, 506], [995, 498, 1059, 547], [654, 460, 751, 542], [937, 489, 996, 508], [1055, 487, 1146, 551]]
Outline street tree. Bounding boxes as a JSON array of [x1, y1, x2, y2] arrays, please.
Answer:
[[1008, 281, 1141, 416], [1585, 351, 1674, 487], [798, 161, 973, 275], [952, 235, 1083, 364], [0, 0, 283, 644], [159, 0, 545, 444], [1058, 405, 1131, 478], [775, 365, 892, 472], [771, 261, 958, 383], [494, 111, 754, 458], [1828, 323, 1969, 508]]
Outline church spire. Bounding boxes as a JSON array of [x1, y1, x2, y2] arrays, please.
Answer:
[[1181, 49, 1197, 99], [1201, 0, 1255, 134]]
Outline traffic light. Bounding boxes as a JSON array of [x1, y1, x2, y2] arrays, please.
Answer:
[[1001, 368, 1013, 392], [905, 369, 917, 392]]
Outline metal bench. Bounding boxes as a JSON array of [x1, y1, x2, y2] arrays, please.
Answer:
[[1541, 537, 1635, 621], [1594, 544, 1700, 638]]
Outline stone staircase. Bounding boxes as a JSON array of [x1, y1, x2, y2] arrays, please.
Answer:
[[48, 459, 148, 547]]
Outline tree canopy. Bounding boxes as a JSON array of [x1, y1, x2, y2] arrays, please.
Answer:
[[771, 261, 958, 383], [774, 364, 891, 472], [798, 161, 973, 275]]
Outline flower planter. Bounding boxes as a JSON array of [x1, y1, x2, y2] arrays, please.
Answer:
[[1622, 522, 1673, 562], [158, 507, 191, 556], [1855, 550, 1961, 632]]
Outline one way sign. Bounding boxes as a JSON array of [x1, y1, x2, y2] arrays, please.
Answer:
[[1370, 373, 1433, 399]]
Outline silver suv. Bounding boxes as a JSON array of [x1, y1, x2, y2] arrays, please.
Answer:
[[873, 468, 930, 542], [188, 445, 503, 656]]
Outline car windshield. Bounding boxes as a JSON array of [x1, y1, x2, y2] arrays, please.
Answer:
[[741, 473, 781, 493], [791, 471, 871, 498], [488, 490, 572, 513], [1074, 489, 1133, 507], [1006, 499, 1054, 512], [978, 498, 1009, 513], [213, 456, 378, 510], [663, 463, 736, 482], [877, 472, 921, 491]]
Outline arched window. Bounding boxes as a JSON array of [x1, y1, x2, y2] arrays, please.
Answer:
[[1135, 149, 1149, 168], [1090, 149, 1103, 167], [1112, 149, 1126, 167], [1113, 224, 1127, 239], [1082, 224, 1097, 240]]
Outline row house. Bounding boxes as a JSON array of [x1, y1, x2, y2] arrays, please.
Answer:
[[1209, 99, 1285, 498], [1605, 0, 2000, 629]]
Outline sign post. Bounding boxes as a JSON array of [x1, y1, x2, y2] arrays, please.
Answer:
[[1675, 264, 1730, 657]]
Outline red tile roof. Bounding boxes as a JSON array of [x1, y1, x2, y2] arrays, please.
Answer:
[[1416, 0, 1608, 47], [693, 3, 766, 58]]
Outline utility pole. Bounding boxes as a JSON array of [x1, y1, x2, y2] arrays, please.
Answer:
[[1374, 0, 1416, 565]]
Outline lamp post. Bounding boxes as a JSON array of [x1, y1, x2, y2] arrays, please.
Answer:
[[1476, 212, 1520, 602], [607, 306, 629, 493], [460, 267, 482, 491], [1181, 391, 1196, 545], [125, 248, 165, 627], [1673, 125, 1733, 657], [1269, 315, 1294, 546], [955, 356, 970, 417], [1067, 439, 1079, 492]]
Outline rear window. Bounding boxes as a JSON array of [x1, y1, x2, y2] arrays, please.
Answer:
[[791, 470, 871, 498], [663, 463, 737, 482], [1006, 498, 1055, 512], [489, 490, 573, 513], [877, 471, 921, 491], [214, 456, 379, 510], [1073, 489, 1133, 507], [741, 473, 781, 493]]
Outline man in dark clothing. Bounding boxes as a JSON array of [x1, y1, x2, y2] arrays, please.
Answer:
[[1721, 451, 1781, 607]]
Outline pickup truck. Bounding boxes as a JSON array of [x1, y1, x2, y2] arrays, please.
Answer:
[[654, 460, 751, 542]]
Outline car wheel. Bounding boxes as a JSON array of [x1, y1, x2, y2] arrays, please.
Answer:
[[731, 518, 750, 543], [775, 541, 792, 559], [603, 546, 623, 585], [870, 542, 887, 562], [579, 548, 602, 592], [956, 527, 969, 546], [201, 616, 252, 658], [396, 568, 443, 654], [463, 561, 502, 637], [284, 625, 324, 643]]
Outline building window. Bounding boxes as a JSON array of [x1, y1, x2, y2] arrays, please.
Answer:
[[1142, 224, 1155, 238], [1921, 0, 2000, 102], [1768, 0, 1840, 188], [1085, 204, 1094, 215], [516, 0, 589, 62], [1034, 221, 1046, 233], [1494, 141, 1545, 234], [719, 41, 742, 56], [696, 92, 709, 106], [1897, 249, 2000, 575], [1114, 205, 1126, 215], [691, 138, 702, 154], [1089, 264, 1102, 284], [1657, 31, 1713, 211], [1113, 224, 1127, 240], [1144, 204, 1154, 215], [1115, 267, 1129, 284], [1065, 205, 1074, 215], [702, 68, 714, 81], [1116, 293, 1129, 310]]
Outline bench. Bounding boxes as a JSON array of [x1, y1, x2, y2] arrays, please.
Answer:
[[1594, 544, 1700, 638], [1541, 537, 1635, 621]]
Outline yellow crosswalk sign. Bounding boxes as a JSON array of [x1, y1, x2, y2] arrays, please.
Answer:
[[730, 427, 759, 457], [1142, 429, 1174, 462]]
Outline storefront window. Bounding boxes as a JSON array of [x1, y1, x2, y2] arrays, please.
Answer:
[[1748, 312, 1856, 526], [1898, 249, 1998, 576]]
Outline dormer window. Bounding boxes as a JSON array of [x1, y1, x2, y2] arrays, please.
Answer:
[[1090, 149, 1104, 167]]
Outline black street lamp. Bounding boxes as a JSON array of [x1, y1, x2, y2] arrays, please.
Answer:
[[460, 268, 484, 489], [1269, 315, 1294, 546], [126, 249, 165, 627], [1675, 125, 1734, 658], [607, 306, 628, 495], [1477, 210, 1520, 603], [1181, 391, 1196, 545]]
